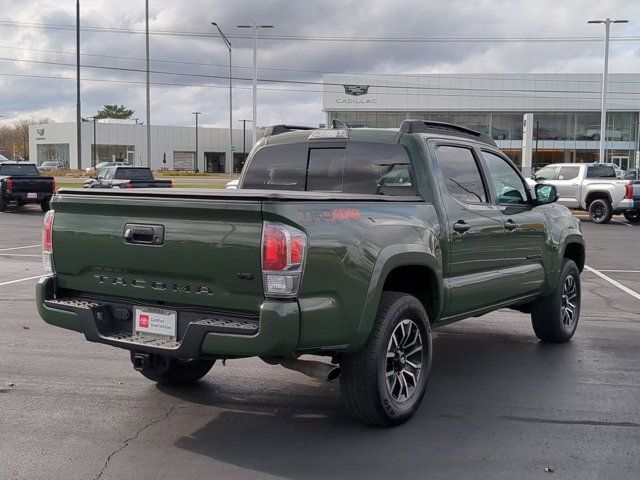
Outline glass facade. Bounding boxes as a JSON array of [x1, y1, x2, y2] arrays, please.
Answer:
[[327, 111, 639, 167], [327, 111, 638, 142], [37, 144, 70, 167], [91, 144, 135, 166]]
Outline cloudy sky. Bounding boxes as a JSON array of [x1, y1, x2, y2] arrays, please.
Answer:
[[0, 0, 639, 129]]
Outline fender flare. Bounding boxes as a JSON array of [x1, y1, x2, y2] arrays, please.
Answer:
[[351, 244, 443, 352]]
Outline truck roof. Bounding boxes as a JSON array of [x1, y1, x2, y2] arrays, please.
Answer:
[[263, 121, 496, 148]]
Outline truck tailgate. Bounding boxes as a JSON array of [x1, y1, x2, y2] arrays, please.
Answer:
[[51, 192, 264, 313], [10, 176, 54, 193]]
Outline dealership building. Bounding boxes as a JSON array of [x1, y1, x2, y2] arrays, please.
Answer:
[[324, 73, 640, 169], [28, 120, 255, 173]]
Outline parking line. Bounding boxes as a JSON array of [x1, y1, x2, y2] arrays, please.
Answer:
[[0, 275, 43, 287], [585, 265, 640, 301], [0, 253, 41, 257], [599, 269, 640, 274], [0, 244, 40, 252]]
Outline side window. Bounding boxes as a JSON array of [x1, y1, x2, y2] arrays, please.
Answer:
[[481, 151, 528, 205], [557, 166, 579, 181], [435, 145, 487, 204], [534, 165, 558, 181]]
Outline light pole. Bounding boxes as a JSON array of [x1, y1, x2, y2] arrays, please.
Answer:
[[588, 18, 629, 163], [192, 112, 202, 173], [237, 24, 273, 146], [238, 119, 253, 172], [76, 0, 82, 168], [145, 0, 151, 169], [211, 22, 233, 174]]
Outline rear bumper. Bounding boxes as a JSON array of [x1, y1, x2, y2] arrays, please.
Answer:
[[36, 276, 299, 359], [3, 191, 52, 203], [616, 198, 636, 211]]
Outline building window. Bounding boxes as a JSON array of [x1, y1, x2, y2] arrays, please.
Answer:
[[205, 152, 226, 173], [91, 145, 134, 165], [37, 144, 70, 167]]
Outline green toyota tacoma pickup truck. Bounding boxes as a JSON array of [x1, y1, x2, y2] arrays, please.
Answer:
[[37, 120, 585, 426]]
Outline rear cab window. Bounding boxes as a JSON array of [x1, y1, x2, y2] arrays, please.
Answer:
[[115, 168, 153, 180], [0, 164, 39, 176], [242, 141, 417, 196], [586, 165, 617, 178]]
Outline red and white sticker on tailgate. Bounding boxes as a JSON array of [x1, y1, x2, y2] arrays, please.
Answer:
[[133, 306, 177, 339]]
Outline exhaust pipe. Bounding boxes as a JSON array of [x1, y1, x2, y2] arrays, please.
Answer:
[[280, 358, 341, 382]]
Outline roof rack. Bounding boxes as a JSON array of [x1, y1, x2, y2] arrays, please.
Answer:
[[399, 120, 497, 147], [263, 124, 315, 136]]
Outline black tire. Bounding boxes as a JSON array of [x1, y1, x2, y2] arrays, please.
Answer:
[[40, 199, 51, 212], [588, 198, 613, 224], [0, 197, 6, 212], [132, 353, 215, 385], [531, 259, 581, 343], [623, 210, 640, 224], [340, 292, 432, 426]]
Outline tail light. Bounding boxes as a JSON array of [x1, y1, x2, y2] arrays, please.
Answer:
[[124, 183, 133, 189], [51, 179, 56, 191], [6, 179, 13, 191], [624, 184, 633, 199], [261, 222, 307, 298], [42, 210, 55, 273]]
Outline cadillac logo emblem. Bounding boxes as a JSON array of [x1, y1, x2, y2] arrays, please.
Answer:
[[343, 85, 370, 96], [37, 128, 45, 136]]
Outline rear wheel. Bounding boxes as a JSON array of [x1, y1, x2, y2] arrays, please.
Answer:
[[40, 199, 51, 212], [132, 353, 215, 385], [531, 259, 581, 343], [588, 199, 613, 224], [623, 210, 640, 224], [340, 292, 432, 426]]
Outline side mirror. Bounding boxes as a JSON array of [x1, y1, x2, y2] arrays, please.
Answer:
[[535, 184, 558, 205]]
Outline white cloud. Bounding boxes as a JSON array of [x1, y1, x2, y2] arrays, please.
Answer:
[[0, 0, 639, 128]]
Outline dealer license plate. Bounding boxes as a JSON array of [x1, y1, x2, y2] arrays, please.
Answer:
[[27, 193, 38, 199], [133, 306, 177, 339]]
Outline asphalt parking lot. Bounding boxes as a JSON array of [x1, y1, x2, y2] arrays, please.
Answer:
[[1, 206, 639, 480]]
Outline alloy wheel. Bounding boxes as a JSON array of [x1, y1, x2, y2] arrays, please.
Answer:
[[385, 319, 423, 402], [561, 274, 578, 329]]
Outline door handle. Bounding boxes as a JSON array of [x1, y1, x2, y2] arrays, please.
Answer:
[[571, 184, 579, 187], [504, 219, 518, 231], [453, 221, 471, 234]]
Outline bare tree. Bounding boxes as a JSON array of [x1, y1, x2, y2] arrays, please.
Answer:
[[0, 117, 53, 161]]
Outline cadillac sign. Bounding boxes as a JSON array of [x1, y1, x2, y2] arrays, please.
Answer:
[[336, 84, 377, 104], [343, 85, 370, 96]]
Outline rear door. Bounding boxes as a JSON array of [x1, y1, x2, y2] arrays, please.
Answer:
[[479, 150, 546, 299], [432, 143, 505, 316], [553, 165, 581, 208]]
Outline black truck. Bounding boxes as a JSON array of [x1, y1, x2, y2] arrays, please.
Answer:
[[83, 166, 173, 189], [0, 162, 55, 212]]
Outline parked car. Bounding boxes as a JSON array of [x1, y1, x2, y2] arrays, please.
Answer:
[[83, 166, 172, 189], [0, 162, 55, 212], [37, 121, 585, 426], [529, 163, 640, 223], [38, 161, 65, 171], [225, 179, 239, 189], [624, 169, 638, 180], [583, 125, 629, 141]]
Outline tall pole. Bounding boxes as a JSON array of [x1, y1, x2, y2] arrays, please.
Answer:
[[238, 24, 273, 148], [589, 18, 628, 163], [93, 117, 96, 166], [193, 112, 202, 172], [252, 27, 257, 146], [76, 0, 82, 168], [145, 0, 151, 169], [599, 19, 610, 164], [212, 23, 233, 174], [239, 119, 252, 171]]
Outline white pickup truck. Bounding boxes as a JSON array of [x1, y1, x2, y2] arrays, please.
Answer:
[[530, 163, 640, 224]]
